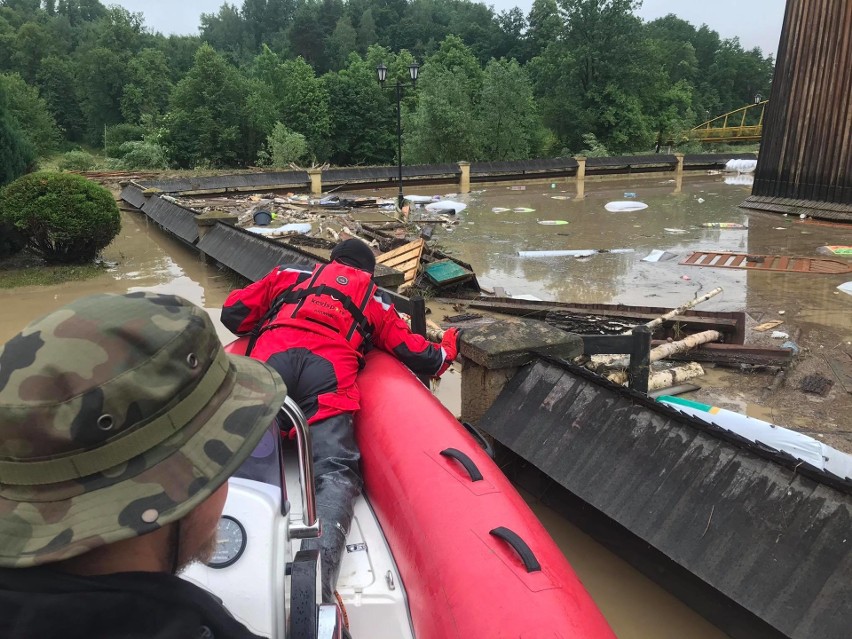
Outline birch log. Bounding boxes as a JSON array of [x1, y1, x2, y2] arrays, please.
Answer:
[[590, 330, 722, 369], [623, 287, 723, 334], [606, 362, 705, 388]]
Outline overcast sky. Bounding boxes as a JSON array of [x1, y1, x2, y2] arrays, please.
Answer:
[[112, 0, 786, 57]]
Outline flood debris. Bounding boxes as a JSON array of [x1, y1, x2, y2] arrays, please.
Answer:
[[800, 374, 834, 396], [700, 222, 747, 229], [517, 248, 634, 258], [605, 201, 648, 212], [642, 249, 677, 262], [754, 320, 784, 332]]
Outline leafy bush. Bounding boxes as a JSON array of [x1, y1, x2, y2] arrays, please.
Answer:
[[104, 123, 145, 157], [257, 122, 308, 167], [117, 140, 168, 169], [57, 150, 98, 172], [0, 218, 27, 259], [0, 172, 120, 264]]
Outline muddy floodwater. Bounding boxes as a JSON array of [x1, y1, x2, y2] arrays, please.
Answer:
[[407, 174, 852, 449], [2, 174, 849, 638]]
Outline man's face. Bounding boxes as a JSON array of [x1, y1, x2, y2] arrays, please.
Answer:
[[176, 482, 229, 571]]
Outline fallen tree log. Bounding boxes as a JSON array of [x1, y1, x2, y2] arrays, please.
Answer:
[[624, 287, 723, 334], [591, 330, 723, 369], [606, 362, 706, 389]]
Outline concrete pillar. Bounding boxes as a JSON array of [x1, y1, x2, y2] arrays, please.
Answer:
[[458, 161, 471, 194], [459, 318, 584, 425], [574, 156, 586, 200], [674, 153, 684, 194], [307, 168, 323, 195]]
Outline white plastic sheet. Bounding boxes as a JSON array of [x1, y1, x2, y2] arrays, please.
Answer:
[[425, 200, 467, 214], [245, 223, 312, 236], [724, 159, 758, 173], [605, 201, 648, 212], [658, 398, 852, 478]]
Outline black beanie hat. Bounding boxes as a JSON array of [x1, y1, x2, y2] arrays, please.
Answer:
[[330, 239, 376, 273]]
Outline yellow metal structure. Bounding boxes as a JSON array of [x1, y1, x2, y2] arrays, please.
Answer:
[[689, 101, 768, 143]]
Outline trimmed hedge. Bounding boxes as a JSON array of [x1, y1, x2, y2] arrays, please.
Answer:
[[0, 172, 120, 264]]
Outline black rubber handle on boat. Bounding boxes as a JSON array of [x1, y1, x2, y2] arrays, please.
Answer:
[[440, 448, 483, 482], [489, 527, 542, 573]]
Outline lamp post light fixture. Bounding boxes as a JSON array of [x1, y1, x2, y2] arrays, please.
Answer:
[[754, 93, 762, 104], [377, 61, 420, 209]]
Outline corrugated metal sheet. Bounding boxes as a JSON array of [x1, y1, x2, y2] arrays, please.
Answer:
[[480, 359, 851, 639], [470, 157, 579, 175], [683, 152, 758, 166], [120, 184, 147, 208], [198, 223, 320, 282], [142, 196, 199, 244], [138, 171, 309, 194], [586, 154, 677, 167]]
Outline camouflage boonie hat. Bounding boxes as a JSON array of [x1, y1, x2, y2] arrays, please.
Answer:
[[0, 292, 287, 568]]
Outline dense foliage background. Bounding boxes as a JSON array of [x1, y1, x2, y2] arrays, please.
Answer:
[[0, 0, 774, 171]]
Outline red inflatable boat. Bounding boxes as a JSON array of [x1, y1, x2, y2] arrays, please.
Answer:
[[355, 350, 614, 639], [224, 337, 613, 638]]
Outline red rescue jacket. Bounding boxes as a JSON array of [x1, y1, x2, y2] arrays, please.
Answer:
[[222, 262, 452, 423]]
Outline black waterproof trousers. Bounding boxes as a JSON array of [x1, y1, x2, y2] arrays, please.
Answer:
[[298, 412, 363, 605]]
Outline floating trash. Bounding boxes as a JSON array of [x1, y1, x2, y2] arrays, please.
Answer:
[[491, 207, 511, 213], [513, 207, 536, 213], [624, 192, 637, 198], [509, 185, 526, 191], [550, 195, 571, 200], [426, 200, 467, 214], [725, 158, 758, 173], [518, 248, 634, 258], [642, 249, 677, 263], [818, 245, 852, 256], [838, 282, 852, 296], [605, 201, 648, 212], [538, 220, 569, 226], [696, 197, 705, 203], [404, 195, 435, 203], [664, 228, 688, 234], [700, 222, 747, 229], [724, 174, 754, 186], [246, 223, 311, 236]]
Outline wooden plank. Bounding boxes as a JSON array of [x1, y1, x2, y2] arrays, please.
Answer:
[[376, 238, 425, 265], [680, 252, 852, 274], [650, 341, 794, 367]]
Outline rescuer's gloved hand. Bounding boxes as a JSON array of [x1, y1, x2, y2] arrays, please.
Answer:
[[439, 327, 462, 365]]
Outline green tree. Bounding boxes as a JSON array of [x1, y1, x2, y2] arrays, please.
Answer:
[[0, 171, 120, 264], [75, 46, 126, 145], [36, 55, 85, 142], [0, 84, 35, 187], [478, 59, 543, 160], [162, 44, 263, 167], [120, 48, 174, 125], [0, 72, 61, 155], [258, 122, 308, 166], [405, 65, 481, 163], [200, 3, 250, 64], [356, 8, 377, 53], [324, 51, 394, 165], [328, 15, 357, 70]]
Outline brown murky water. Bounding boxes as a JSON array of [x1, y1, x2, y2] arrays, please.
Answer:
[[7, 174, 849, 637]]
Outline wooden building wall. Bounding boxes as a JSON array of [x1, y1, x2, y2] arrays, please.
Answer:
[[743, 0, 852, 220]]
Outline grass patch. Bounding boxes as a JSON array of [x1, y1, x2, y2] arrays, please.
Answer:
[[0, 253, 107, 288]]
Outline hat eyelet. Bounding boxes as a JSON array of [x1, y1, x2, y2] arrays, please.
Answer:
[[97, 414, 114, 431], [186, 353, 199, 369]]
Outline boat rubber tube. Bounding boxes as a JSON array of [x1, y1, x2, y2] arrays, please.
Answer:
[[356, 351, 616, 639]]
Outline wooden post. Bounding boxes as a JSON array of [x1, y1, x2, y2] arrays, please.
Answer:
[[458, 161, 471, 194], [574, 156, 586, 200], [627, 325, 652, 393], [674, 152, 684, 177], [307, 168, 323, 195], [410, 296, 431, 387]]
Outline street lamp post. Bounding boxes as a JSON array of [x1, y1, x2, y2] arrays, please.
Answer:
[[377, 61, 419, 209]]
